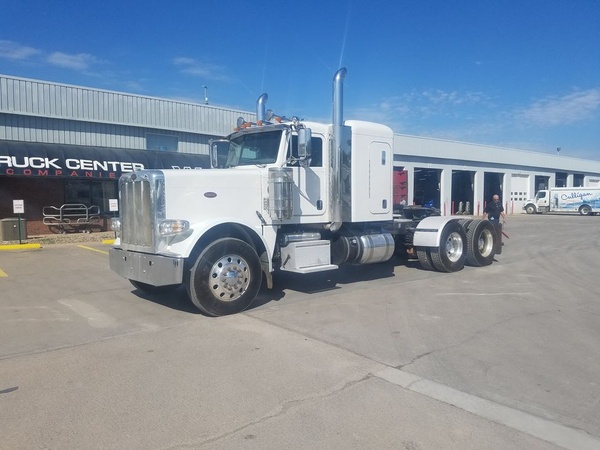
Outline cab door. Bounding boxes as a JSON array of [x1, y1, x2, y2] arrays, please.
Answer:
[[536, 190, 549, 208], [289, 134, 328, 219]]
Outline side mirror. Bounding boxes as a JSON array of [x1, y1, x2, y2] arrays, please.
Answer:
[[297, 128, 312, 159], [210, 140, 230, 168], [210, 144, 219, 168]]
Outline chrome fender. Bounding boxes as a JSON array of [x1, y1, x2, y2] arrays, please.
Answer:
[[413, 216, 464, 248]]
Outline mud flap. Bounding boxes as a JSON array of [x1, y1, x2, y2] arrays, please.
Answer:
[[493, 223, 503, 255]]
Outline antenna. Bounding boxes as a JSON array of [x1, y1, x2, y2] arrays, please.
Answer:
[[202, 85, 209, 105]]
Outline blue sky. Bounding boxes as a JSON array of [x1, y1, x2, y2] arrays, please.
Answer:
[[2, 0, 599, 160]]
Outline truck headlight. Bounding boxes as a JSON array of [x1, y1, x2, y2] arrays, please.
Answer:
[[159, 219, 190, 236]]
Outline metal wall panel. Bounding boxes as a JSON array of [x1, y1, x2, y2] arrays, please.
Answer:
[[0, 74, 254, 137], [0, 113, 213, 154]]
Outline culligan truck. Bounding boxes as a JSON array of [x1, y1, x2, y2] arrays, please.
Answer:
[[109, 68, 503, 316], [523, 187, 600, 215]]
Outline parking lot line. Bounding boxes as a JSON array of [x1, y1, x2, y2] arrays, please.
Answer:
[[0, 268, 7, 277], [58, 299, 117, 328], [77, 245, 109, 255]]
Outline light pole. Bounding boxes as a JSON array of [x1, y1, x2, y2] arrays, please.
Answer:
[[202, 85, 209, 105]]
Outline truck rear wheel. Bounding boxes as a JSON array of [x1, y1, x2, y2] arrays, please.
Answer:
[[187, 238, 262, 316], [579, 205, 592, 216], [416, 247, 434, 271], [430, 222, 467, 272], [465, 220, 496, 267]]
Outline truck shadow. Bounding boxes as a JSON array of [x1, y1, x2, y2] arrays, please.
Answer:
[[130, 255, 422, 314], [248, 256, 412, 310], [130, 287, 202, 314]]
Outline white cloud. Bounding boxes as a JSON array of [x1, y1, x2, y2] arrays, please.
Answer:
[[173, 57, 231, 82], [46, 52, 97, 71], [0, 41, 100, 73], [173, 57, 195, 66], [0, 40, 40, 60], [359, 89, 492, 125], [420, 89, 490, 107], [518, 89, 600, 126]]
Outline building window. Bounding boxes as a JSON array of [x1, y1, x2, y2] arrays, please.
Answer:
[[146, 133, 178, 152], [555, 172, 567, 187], [64, 180, 117, 214]]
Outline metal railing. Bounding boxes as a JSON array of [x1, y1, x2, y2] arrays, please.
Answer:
[[42, 204, 101, 233]]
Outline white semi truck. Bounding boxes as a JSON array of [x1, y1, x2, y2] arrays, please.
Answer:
[[109, 68, 503, 316], [523, 187, 600, 215]]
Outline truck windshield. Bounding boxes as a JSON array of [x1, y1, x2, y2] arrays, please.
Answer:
[[225, 130, 283, 167]]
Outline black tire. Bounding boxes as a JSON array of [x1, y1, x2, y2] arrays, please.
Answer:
[[579, 205, 592, 216], [430, 221, 467, 272], [130, 280, 180, 294], [416, 247, 435, 271], [458, 218, 473, 229], [525, 204, 536, 214], [465, 220, 496, 267], [187, 238, 261, 316]]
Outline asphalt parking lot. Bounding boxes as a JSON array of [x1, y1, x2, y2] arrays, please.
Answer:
[[1, 214, 599, 449]]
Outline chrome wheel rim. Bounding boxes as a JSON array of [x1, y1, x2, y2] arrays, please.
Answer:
[[209, 254, 250, 301], [478, 229, 494, 257], [445, 232, 464, 263]]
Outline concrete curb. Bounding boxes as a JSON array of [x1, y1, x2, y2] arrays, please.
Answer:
[[0, 243, 42, 251], [0, 240, 113, 249]]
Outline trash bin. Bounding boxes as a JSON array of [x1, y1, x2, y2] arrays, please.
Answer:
[[0, 218, 28, 241]]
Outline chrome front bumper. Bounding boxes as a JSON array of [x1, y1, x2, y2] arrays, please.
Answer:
[[109, 248, 184, 286]]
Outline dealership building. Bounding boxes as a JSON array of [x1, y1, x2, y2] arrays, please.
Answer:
[[2, 74, 600, 237]]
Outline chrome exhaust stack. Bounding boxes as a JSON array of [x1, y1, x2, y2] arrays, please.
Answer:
[[330, 67, 348, 231], [333, 68, 347, 136], [256, 93, 268, 122]]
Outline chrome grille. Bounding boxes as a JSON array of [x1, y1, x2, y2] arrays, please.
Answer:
[[119, 171, 164, 251]]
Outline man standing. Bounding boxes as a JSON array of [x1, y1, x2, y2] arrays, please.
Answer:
[[483, 194, 506, 223]]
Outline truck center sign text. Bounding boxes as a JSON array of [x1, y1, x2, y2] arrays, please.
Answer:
[[0, 142, 210, 179], [0, 156, 144, 178]]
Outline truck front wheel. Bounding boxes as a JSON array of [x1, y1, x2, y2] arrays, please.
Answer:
[[187, 238, 262, 316], [525, 204, 536, 214]]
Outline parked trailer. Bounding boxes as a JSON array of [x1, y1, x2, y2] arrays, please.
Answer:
[[109, 68, 503, 316], [523, 187, 600, 215]]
